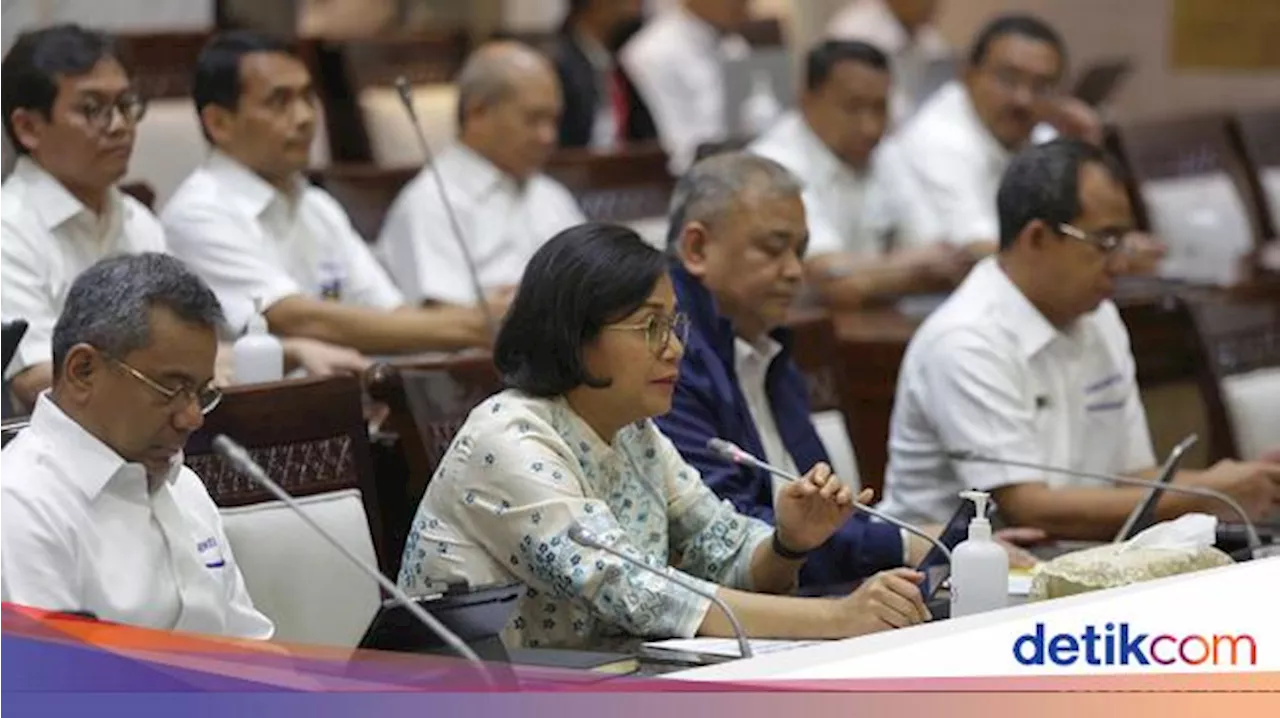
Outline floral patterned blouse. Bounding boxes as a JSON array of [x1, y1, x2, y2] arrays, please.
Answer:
[[397, 389, 774, 649]]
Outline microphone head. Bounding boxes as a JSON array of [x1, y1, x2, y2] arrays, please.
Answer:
[[706, 438, 743, 462], [393, 76, 416, 111], [567, 524, 598, 548], [1170, 433, 1199, 462], [211, 434, 242, 460]]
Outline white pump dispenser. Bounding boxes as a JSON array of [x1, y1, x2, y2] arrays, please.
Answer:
[[741, 70, 782, 137], [949, 490, 1008, 618], [232, 298, 283, 385]]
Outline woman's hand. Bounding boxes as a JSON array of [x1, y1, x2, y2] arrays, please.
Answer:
[[773, 463, 861, 554]]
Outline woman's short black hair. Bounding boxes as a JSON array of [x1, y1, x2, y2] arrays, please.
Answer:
[[495, 222, 667, 397]]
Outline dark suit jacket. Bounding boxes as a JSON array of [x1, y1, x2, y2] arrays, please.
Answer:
[[654, 264, 906, 586], [551, 32, 657, 149]]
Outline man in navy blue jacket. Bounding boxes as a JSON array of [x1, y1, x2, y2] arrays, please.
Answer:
[[655, 152, 924, 589]]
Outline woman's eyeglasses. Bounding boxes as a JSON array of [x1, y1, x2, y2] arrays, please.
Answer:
[[604, 312, 691, 356]]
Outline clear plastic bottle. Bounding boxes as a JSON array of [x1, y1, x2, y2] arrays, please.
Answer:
[[740, 70, 782, 137], [949, 490, 1009, 618], [232, 299, 283, 385]]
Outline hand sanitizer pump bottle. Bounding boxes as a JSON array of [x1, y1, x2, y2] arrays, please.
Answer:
[[232, 298, 284, 385], [949, 490, 1008, 618]]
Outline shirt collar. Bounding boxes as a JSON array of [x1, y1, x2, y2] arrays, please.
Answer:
[[439, 142, 518, 201], [12, 156, 124, 234], [573, 29, 614, 73], [204, 150, 307, 218], [972, 257, 1059, 359], [787, 111, 862, 186], [733, 334, 783, 370], [951, 81, 1012, 166], [25, 393, 182, 499], [672, 4, 723, 50]]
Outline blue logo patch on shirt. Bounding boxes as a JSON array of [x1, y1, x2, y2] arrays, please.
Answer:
[[197, 536, 225, 568]]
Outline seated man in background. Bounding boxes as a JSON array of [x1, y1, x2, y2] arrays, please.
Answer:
[[749, 40, 973, 310], [1, 24, 361, 413], [163, 31, 495, 355], [552, 0, 656, 150], [879, 139, 1280, 537], [892, 14, 1102, 254], [654, 153, 1040, 587], [2, 253, 273, 639], [621, 0, 752, 173], [376, 41, 585, 308], [826, 0, 950, 126]]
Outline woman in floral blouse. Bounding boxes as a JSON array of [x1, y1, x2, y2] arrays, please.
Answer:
[[398, 223, 930, 650]]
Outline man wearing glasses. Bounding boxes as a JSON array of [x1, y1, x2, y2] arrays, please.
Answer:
[[878, 139, 1280, 537], [890, 14, 1103, 257], [1, 253, 273, 638], [0, 25, 366, 413], [1, 24, 165, 411]]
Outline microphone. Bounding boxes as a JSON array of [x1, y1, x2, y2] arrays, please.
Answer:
[[1115, 433, 1199, 541], [566, 523, 755, 660], [392, 76, 496, 337], [211, 435, 498, 688], [946, 442, 1263, 553], [707, 438, 952, 561]]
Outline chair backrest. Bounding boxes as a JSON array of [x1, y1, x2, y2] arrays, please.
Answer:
[[1188, 299, 1280, 460], [308, 164, 417, 242], [787, 310, 863, 491], [538, 144, 675, 248], [544, 142, 675, 225], [366, 354, 502, 575], [182, 374, 386, 646], [325, 31, 471, 164], [1112, 115, 1265, 286], [1233, 108, 1280, 238]]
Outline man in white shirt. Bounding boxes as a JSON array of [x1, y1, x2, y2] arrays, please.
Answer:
[[880, 139, 1280, 538], [620, 0, 752, 172], [827, 0, 950, 125], [1, 25, 365, 412], [376, 42, 585, 308], [2, 253, 273, 638], [1, 25, 166, 409], [749, 40, 973, 309], [163, 31, 494, 354], [893, 14, 1103, 252]]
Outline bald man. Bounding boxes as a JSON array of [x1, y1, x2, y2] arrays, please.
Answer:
[[164, 31, 495, 355], [375, 42, 587, 307]]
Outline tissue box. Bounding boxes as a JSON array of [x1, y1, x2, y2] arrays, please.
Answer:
[[1028, 514, 1234, 601]]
